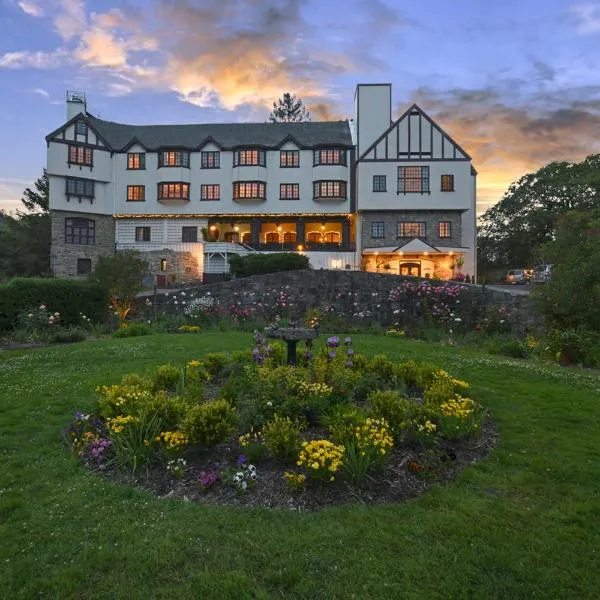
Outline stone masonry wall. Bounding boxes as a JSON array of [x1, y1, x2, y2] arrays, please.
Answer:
[[51, 210, 115, 278], [361, 210, 463, 248], [148, 270, 539, 334]]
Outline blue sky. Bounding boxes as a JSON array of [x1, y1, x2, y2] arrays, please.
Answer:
[[1, 0, 599, 214]]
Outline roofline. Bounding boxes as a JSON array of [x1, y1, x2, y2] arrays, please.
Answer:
[[45, 112, 114, 150]]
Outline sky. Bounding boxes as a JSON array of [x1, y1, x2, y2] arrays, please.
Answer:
[[0, 0, 599, 216]]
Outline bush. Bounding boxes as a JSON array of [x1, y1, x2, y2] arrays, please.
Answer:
[[542, 328, 599, 366], [112, 323, 151, 338], [261, 415, 305, 463], [228, 253, 309, 278], [181, 400, 237, 447], [325, 405, 369, 444], [0, 277, 107, 332], [490, 338, 531, 359], [49, 327, 87, 344], [201, 352, 230, 381], [152, 364, 182, 393]]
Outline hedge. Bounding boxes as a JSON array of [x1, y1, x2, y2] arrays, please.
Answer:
[[228, 253, 310, 278], [0, 278, 108, 332]]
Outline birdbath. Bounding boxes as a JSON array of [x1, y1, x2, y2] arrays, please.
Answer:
[[264, 320, 319, 366]]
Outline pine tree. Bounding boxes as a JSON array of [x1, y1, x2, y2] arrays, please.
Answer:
[[19, 169, 49, 214], [269, 93, 311, 123]]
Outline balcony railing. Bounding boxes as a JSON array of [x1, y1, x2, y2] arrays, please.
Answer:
[[247, 242, 355, 252]]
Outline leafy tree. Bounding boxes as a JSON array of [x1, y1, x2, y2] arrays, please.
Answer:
[[0, 170, 50, 278], [91, 251, 148, 321], [269, 92, 311, 123], [532, 209, 600, 332], [477, 154, 600, 273]]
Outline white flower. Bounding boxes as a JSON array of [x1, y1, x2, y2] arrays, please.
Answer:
[[500, 319, 505, 324], [266, 401, 273, 407], [27, 313, 33, 318], [54, 312, 60, 317], [241, 481, 248, 490], [454, 318, 462, 322]]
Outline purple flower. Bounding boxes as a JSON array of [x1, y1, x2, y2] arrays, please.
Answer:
[[328, 350, 336, 360], [346, 348, 354, 357], [327, 336, 340, 348], [303, 351, 313, 361], [237, 454, 247, 465], [198, 470, 220, 489], [344, 336, 352, 345]]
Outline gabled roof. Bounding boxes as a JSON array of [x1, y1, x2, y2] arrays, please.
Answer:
[[394, 238, 441, 253], [49, 115, 352, 152], [358, 103, 472, 162]]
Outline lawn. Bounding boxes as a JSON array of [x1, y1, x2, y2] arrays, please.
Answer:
[[1, 332, 599, 599]]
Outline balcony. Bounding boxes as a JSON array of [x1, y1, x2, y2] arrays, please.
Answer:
[[247, 242, 355, 253]]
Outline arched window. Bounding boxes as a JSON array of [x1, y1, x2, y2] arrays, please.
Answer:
[[224, 232, 240, 243], [265, 232, 279, 243], [65, 218, 95, 245], [324, 231, 340, 243], [283, 231, 296, 243], [307, 231, 321, 243]]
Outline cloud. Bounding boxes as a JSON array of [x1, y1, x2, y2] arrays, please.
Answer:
[[406, 82, 600, 214], [570, 3, 600, 34], [53, 0, 86, 41], [32, 87, 49, 97], [17, 0, 43, 17], [0, 50, 66, 68]]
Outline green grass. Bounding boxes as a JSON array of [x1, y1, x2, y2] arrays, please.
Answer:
[[1, 333, 600, 599]]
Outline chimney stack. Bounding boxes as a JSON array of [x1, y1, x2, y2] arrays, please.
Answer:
[[66, 90, 86, 121]]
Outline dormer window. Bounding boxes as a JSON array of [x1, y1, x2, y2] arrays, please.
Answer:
[[201, 151, 220, 169], [127, 153, 146, 170], [68, 145, 92, 166], [75, 121, 87, 136], [158, 151, 190, 168], [234, 149, 266, 167], [313, 148, 347, 166]]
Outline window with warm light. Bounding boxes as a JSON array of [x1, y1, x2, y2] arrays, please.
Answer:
[[158, 182, 190, 200], [200, 184, 220, 201], [234, 149, 266, 167], [65, 218, 95, 244], [135, 226, 151, 242], [65, 177, 94, 198], [398, 222, 426, 237], [201, 151, 220, 169], [68, 145, 93, 166], [371, 221, 385, 238], [397, 166, 430, 193], [280, 183, 300, 200], [127, 185, 145, 202], [324, 231, 340, 243], [159, 151, 190, 168], [313, 148, 347, 166], [280, 150, 299, 167], [441, 174, 454, 192], [438, 221, 452, 238], [233, 181, 266, 199], [313, 180, 347, 199], [182, 226, 198, 243], [127, 153, 145, 170]]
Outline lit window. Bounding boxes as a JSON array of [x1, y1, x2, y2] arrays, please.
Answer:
[[135, 227, 150, 242], [398, 222, 425, 237], [234, 149, 266, 167], [182, 226, 198, 242], [397, 166, 430, 193], [65, 218, 95, 244], [157, 182, 190, 200], [65, 178, 94, 198], [371, 222, 385, 238], [200, 184, 220, 201], [159, 151, 190, 168], [233, 182, 266, 199], [441, 174, 454, 192], [313, 148, 347, 166], [324, 231, 340, 243], [373, 175, 386, 192], [438, 221, 452, 238], [201, 151, 220, 169], [127, 185, 145, 202], [68, 145, 93, 166], [280, 151, 299, 167], [313, 180, 347, 199], [127, 153, 146, 170], [280, 183, 300, 200]]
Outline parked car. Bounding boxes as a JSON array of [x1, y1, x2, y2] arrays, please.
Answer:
[[503, 269, 530, 285], [531, 264, 553, 284]]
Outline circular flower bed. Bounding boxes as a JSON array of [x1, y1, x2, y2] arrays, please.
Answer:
[[63, 334, 497, 510]]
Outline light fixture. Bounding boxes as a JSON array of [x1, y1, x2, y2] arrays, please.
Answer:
[[277, 225, 282, 232], [209, 225, 216, 231], [234, 226, 239, 231], [424, 251, 429, 256], [321, 224, 326, 230], [297, 244, 304, 251], [449, 251, 454, 256]]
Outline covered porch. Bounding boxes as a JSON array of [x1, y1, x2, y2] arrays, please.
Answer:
[[362, 238, 466, 280]]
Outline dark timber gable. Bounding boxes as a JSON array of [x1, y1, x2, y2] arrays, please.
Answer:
[[358, 104, 471, 163]]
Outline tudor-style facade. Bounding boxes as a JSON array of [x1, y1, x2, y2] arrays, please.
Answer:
[[354, 84, 477, 280], [46, 88, 476, 283], [46, 92, 356, 281]]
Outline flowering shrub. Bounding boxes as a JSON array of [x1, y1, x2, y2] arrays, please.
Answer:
[[197, 470, 220, 492], [297, 440, 344, 482], [156, 430, 189, 455], [436, 396, 483, 439], [178, 325, 201, 333]]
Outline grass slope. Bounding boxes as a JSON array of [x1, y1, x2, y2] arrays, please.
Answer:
[[1, 333, 599, 599]]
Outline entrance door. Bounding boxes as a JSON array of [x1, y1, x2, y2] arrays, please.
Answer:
[[399, 262, 421, 276]]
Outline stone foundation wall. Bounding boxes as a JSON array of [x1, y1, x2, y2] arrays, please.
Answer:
[[51, 210, 115, 278]]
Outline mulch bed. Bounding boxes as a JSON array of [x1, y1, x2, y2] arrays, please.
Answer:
[[98, 416, 498, 511]]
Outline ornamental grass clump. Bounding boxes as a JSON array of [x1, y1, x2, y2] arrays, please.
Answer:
[[297, 440, 344, 482]]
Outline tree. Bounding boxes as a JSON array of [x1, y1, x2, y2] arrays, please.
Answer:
[[91, 251, 149, 321], [532, 209, 600, 332], [477, 154, 600, 273], [0, 170, 50, 278], [269, 92, 311, 123]]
